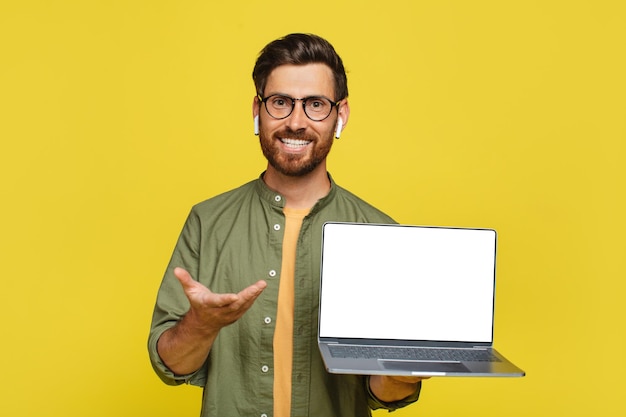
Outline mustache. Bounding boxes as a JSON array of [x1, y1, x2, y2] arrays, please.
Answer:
[[274, 128, 315, 141]]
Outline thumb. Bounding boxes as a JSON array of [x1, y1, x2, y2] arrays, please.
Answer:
[[172, 267, 213, 306], [172, 267, 237, 307], [173, 267, 195, 288]]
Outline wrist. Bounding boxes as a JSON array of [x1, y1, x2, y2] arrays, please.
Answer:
[[181, 308, 221, 338]]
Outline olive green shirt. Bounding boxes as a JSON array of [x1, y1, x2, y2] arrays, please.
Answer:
[[148, 174, 421, 417]]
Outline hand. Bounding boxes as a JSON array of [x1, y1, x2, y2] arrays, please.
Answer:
[[157, 268, 268, 375], [174, 267, 268, 334], [369, 375, 429, 403], [384, 375, 430, 384]]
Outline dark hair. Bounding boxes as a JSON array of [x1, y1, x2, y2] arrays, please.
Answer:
[[252, 33, 348, 101]]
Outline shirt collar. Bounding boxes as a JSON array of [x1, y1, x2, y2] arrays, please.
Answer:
[[254, 171, 338, 213]]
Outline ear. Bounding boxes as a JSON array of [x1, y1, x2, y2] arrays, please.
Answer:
[[252, 96, 261, 118], [252, 96, 261, 136], [335, 117, 343, 139], [335, 99, 350, 139]]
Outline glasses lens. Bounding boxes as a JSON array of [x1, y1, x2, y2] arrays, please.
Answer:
[[265, 95, 293, 119], [263, 95, 335, 121], [304, 97, 333, 121]]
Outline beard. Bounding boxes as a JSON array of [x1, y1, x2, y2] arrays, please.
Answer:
[[259, 127, 334, 177]]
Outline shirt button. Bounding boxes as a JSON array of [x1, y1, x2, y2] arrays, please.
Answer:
[[264, 317, 272, 324], [261, 365, 269, 373], [273, 224, 281, 231], [269, 270, 276, 277], [274, 195, 282, 202], [261, 414, 268, 417]]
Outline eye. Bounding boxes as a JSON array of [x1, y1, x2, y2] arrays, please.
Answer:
[[270, 96, 291, 108], [307, 98, 329, 112]]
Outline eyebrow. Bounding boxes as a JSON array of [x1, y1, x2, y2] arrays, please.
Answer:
[[262, 92, 335, 101]]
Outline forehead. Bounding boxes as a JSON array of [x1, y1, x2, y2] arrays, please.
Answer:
[[264, 63, 335, 98]]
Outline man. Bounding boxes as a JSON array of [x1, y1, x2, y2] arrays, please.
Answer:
[[148, 33, 425, 417]]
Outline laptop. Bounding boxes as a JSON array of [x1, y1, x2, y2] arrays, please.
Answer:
[[318, 222, 525, 377]]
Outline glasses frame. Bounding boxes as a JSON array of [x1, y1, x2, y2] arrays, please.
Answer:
[[258, 94, 340, 122]]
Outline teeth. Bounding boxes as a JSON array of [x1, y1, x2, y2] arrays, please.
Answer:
[[281, 138, 310, 147]]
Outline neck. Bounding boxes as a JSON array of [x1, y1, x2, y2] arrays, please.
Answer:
[[262, 164, 331, 209]]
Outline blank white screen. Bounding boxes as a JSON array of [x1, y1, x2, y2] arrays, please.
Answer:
[[319, 223, 496, 343]]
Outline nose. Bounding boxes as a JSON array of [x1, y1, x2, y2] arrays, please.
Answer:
[[285, 100, 309, 131]]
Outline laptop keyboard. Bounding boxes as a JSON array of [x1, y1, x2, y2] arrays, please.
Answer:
[[328, 345, 501, 362]]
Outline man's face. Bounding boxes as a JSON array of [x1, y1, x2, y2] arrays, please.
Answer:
[[255, 63, 347, 177]]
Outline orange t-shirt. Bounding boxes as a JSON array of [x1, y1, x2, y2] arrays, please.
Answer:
[[273, 207, 310, 417]]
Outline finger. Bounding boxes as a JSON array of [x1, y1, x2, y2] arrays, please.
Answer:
[[173, 267, 194, 286], [173, 267, 238, 307], [233, 280, 267, 307], [211, 292, 240, 307], [222, 280, 267, 313], [390, 376, 430, 383], [173, 267, 206, 298], [239, 280, 268, 300]]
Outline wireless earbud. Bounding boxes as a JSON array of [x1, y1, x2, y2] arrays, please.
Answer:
[[253, 115, 259, 136], [335, 117, 343, 139]]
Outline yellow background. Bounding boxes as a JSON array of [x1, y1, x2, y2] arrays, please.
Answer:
[[1, 1, 624, 416]]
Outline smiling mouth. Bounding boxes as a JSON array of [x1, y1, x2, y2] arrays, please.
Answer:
[[280, 138, 311, 149]]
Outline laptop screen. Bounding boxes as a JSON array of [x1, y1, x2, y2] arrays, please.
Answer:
[[319, 223, 496, 343]]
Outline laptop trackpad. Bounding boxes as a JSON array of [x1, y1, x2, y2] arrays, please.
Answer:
[[380, 360, 470, 373]]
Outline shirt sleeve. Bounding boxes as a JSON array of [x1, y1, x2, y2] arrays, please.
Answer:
[[147, 209, 208, 387], [147, 323, 208, 386], [365, 376, 422, 411]]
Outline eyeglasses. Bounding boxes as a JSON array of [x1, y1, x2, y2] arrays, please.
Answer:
[[258, 94, 339, 121]]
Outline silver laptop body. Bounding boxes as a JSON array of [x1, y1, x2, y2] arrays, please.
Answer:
[[318, 222, 525, 377]]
